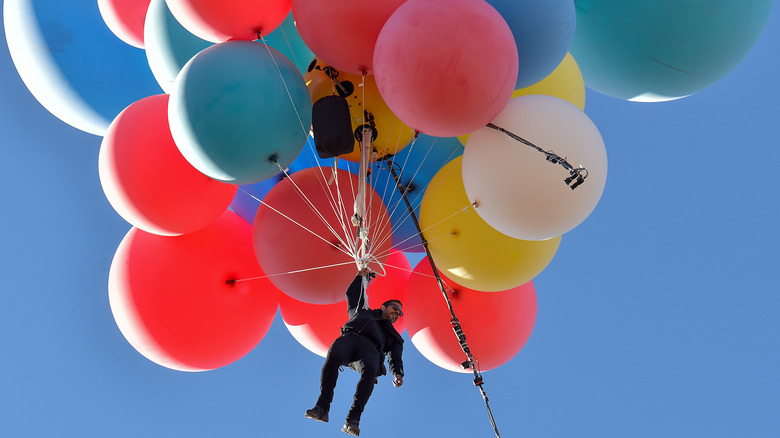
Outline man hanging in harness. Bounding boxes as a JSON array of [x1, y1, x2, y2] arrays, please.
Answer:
[[305, 267, 405, 436]]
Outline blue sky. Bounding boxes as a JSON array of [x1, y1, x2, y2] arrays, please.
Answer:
[[2, 3, 779, 438]]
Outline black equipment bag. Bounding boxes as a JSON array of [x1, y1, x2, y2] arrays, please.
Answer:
[[311, 95, 354, 159]]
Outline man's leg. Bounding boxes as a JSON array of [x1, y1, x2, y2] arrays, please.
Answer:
[[315, 335, 358, 411], [345, 338, 381, 425]]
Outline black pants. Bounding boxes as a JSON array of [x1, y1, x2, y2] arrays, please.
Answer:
[[316, 332, 380, 423]]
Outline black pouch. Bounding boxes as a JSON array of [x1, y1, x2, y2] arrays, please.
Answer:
[[311, 95, 354, 158]]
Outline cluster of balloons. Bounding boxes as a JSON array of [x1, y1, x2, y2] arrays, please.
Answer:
[[5, 0, 772, 374]]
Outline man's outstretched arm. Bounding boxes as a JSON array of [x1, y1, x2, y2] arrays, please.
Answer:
[[345, 269, 370, 316]]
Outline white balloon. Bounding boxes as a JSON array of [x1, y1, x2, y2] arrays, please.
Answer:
[[462, 95, 607, 240]]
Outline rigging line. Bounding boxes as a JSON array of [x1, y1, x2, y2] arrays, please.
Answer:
[[485, 122, 588, 190], [368, 221, 460, 265], [369, 135, 422, 246], [374, 152, 432, 239], [273, 22, 302, 74], [258, 37, 360, 256], [260, 37, 363, 257], [242, 188, 354, 259], [305, 159, 356, 255], [269, 161, 356, 255], [258, 36, 310, 139], [375, 139, 441, 240], [333, 167, 361, 260], [377, 156, 473, 247], [384, 160, 502, 438], [228, 260, 357, 284]]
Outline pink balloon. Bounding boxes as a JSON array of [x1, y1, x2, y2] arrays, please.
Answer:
[[166, 0, 291, 42], [98, 0, 152, 48], [280, 250, 411, 356], [109, 211, 280, 371], [99, 94, 237, 236], [405, 259, 536, 373], [292, 0, 408, 74], [253, 166, 393, 304], [373, 0, 518, 137]]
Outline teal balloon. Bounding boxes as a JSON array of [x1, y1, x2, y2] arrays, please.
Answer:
[[263, 13, 316, 75], [169, 41, 312, 184], [145, 0, 213, 93], [570, 0, 773, 101]]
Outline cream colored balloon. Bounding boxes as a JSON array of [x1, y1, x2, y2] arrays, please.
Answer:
[[462, 95, 607, 240]]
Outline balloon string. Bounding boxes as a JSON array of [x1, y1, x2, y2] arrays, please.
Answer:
[[228, 261, 357, 284], [365, 134, 420, 253], [486, 122, 588, 190], [258, 36, 311, 142], [373, 138, 465, 252], [272, 158, 358, 252], [272, 21, 303, 73], [239, 186, 354, 259]]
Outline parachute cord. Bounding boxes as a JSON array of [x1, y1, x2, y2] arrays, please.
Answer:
[[383, 156, 502, 438], [226, 260, 357, 284], [258, 36, 310, 139], [263, 161, 355, 256], [485, 122, 588, 190]]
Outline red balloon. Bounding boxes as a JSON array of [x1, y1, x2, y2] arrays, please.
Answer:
[[98, 0, 152, 48], [280, 251, 410, 357], [292, 0, 408, 74], [99, 94, 237, 236], [253, 166, 393, 304], [166, 0, 291, 42], [373, 0, 518, 136], [405, 259, 536, 373], [109, 211, 279, 371]]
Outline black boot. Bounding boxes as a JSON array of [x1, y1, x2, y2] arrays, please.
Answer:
[[341, 420, 360, 436], [304, 405, 329, 423]]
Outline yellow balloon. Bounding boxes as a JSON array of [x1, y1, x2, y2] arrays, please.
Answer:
[[304, 59, 416, 162], [457, 52, 585, 146], [512, 52, 585, 110], [419, 158, 562, 292]]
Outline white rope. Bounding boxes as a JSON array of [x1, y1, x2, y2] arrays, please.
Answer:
[[231, 260, 357, 283]]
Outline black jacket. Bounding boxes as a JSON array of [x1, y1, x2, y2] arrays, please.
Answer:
[[342, 275, 404, 377]]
